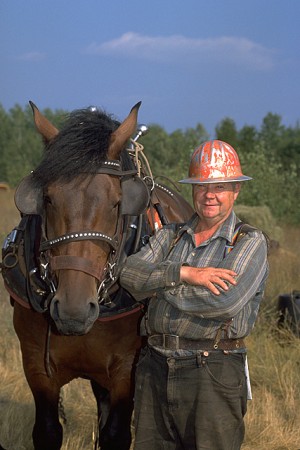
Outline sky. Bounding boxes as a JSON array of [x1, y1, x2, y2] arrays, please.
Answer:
[[1, 0, 300, 136]]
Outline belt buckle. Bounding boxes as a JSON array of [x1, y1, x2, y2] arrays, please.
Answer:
[[163, 334, 179, 350]]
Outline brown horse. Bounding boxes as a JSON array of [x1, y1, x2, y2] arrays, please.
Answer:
[[3, 102, 193, 449]]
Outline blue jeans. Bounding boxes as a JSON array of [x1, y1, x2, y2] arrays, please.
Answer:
[[133, 346, 247, 450]]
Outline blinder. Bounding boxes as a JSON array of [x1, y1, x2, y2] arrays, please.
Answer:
[[15, 174, 43, 215], [120, 176, 149, 216]]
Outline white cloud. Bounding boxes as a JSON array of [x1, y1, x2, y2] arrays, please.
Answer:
[[17, 51, 46, 62], [85, 32, 275, 70]]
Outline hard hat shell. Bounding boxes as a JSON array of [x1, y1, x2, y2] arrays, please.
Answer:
[[179, 140, 252, 184]]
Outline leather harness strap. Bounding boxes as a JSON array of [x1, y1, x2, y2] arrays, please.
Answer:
[[50, 255, 104, 280]]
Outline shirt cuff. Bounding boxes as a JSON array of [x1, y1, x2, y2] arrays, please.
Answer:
[[165, 261, 183, 287]]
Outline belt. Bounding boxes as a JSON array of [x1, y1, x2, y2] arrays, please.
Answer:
[[148, 334, 245, 351]]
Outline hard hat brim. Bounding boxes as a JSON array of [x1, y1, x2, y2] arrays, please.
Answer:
[[179, 175, 252, 184]]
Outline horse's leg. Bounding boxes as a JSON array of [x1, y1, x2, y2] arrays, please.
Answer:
[[98, 383, 134, 450], [90, 380, 111, 449], [31, 385, 63, 450], [99, 401, 134, 450], [13, 305, 63, 450], [91, 380, 133, 450], [92, 316, 141, 450]]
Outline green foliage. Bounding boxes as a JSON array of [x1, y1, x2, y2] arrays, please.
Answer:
[[0, 103, 68, 186], [215, 117, 239, 149], [140, 122, 209, 204], [216, 114, 300, 224], [238, 148, 299, 223], [0, 103, 299, 224]]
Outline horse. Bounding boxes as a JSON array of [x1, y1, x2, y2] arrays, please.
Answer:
[[1, 101, 193, 450]]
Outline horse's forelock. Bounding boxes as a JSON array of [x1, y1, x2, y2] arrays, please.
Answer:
[[33, 108, 120, 186]]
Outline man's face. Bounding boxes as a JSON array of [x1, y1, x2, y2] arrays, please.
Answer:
[[193, 182, 241, 223]]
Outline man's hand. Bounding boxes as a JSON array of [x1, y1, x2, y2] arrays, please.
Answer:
[[180, 266, 237, 295]]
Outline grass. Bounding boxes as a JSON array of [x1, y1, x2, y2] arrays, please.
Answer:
[[0, 190, 300, 449]]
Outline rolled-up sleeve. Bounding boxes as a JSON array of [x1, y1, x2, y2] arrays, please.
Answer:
[[120, 226, 183, 300]]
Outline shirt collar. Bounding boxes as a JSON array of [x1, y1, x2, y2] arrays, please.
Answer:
[[181, 211, 239, 243]]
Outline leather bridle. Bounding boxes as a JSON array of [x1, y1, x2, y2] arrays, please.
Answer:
[[38, 160, 142, 305]]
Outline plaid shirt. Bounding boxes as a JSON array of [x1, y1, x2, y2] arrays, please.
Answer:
[[120, 211, 269, 340]]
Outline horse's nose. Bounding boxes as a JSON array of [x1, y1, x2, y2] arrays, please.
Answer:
[[50, 297, 99, 335]]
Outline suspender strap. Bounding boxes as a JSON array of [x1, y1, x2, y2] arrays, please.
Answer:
[[223, 222, 258, 258]]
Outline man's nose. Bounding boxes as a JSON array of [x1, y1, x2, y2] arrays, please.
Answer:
[[205, 186, 216, 195]]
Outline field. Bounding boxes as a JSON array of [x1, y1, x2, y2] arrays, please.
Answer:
[[0, 188, 300, 450]]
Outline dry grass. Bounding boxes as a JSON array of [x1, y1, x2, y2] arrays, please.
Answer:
[[243, 324, 300, 450], [0, 288, 99, 450], [0, 190, 300, 449]]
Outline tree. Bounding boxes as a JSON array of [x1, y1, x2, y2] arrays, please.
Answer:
[[276, 126, 300, 175], [259, 113, 284, 160], [238, 125, 258, 155], [215, 117, 238, 149], [4, 104, 42, 186], [139, 124, 171, 176], [238, 142, 300, 224]]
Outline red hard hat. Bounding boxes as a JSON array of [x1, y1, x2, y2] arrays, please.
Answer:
[[179, 140, 252, 184]]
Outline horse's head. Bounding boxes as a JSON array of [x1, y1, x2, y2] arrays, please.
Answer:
[[14, 102, 149, 335]]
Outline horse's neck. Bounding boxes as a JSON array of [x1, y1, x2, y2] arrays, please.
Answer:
[[151, 185, 194, 224]]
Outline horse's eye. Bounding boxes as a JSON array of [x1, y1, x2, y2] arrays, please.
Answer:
[[44, 195, 52, 205]]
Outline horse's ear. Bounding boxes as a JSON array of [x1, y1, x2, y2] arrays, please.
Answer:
[[29, 101, 59, 143], [108, 102, 141, 160]]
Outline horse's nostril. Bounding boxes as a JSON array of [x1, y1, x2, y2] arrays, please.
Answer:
[[88, 301, 99, 318], [50, 296, 99, 324]]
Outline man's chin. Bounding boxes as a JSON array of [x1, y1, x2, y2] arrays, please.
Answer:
[[202, 207, 219, 216]]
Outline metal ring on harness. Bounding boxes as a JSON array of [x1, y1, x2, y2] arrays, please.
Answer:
[[2, 251, 19, 269]]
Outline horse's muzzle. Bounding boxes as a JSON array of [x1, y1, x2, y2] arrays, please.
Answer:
[[50, 296, 99, 335]]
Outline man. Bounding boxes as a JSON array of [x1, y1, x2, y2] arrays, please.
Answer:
[[120, 140, 269, 450]]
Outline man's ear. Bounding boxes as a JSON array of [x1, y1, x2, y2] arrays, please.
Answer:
[[234, 182, 241, 200], [235, 182, 241, 193]]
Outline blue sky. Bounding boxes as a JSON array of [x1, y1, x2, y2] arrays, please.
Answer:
[[1, 0, 299, 136]]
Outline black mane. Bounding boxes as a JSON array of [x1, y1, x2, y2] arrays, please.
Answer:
[[32, 108, 133, 187]]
